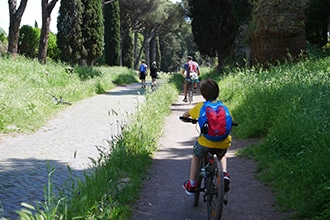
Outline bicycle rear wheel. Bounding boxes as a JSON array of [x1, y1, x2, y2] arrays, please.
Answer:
[[206, 159, 224, 220], [193, 156, 205, 207]]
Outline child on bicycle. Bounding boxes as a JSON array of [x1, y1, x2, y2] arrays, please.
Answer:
[[181, 79, 232, 195], [181, 56, 200, 102]]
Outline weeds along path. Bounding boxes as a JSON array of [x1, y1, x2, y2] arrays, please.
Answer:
[[0, 83, 146, 220], [131, 93, 292, 220]]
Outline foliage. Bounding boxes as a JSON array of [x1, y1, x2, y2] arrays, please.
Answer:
[[47, 31, 61, 61], [57, 0, 84, 64], [159, 21, 196, 72], [188, 0, 239, 66], [17, 26, 59, 61], [81, 0, 104, 66], [219, 54, 330, 219], [121, 26, 134, 68], [104, 0, 121, 66], [0, 56, 138, 133], [305, 0, 330, 47], [18, 25, 39, 58], [119, 0, 186, 70], [0, 27, 7, 42]]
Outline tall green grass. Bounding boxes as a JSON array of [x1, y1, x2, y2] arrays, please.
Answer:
[[219, 56, 330, 219], [0, 56, 138, 133]]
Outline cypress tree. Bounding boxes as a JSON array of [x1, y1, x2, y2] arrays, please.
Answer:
[[81, 0, 104, 65], [189, 0, 238, 68], [57, 0, 84, 64], [122, 27, 134, 68], [104, 0, 120, 66]]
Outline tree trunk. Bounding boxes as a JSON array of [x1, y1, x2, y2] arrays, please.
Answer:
[[38, 0, 59, 64], [134, 32, 139, 69], [7, 0, 28, 56]]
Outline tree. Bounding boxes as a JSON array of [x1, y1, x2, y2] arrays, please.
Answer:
[[188, 0, 239, 68], [38, 0, 59, 64], [18, 25, 39, 58], [138, 0, 185, 68], [7, 0, 28, 56], [47, 31, 60, 61], [121, 26, 134, 68], [119, 0, 162, 68], [0, 27, 7, 43], [104, 0, 120, 66], [81, 0, 104, 65], [57, 0, 84, 64], [250, 0, 306, 66], [305, 0, 330, 47]]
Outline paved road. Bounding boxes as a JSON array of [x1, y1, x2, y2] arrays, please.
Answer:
[[0, 83, 146, 220]]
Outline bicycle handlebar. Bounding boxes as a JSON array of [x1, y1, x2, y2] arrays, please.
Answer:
[[179, 116, 198, 124], [179, 116, 238, 126]]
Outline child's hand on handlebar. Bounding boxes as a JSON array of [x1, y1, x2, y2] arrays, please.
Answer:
[[179, 116, 198, 124]]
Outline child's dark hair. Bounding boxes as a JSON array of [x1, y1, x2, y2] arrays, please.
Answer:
[[200, 79, 219, 101]]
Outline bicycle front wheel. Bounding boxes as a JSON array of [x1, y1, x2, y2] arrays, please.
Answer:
[[206, 159, 224, 220]]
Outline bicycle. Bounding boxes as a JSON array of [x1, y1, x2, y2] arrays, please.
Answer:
[[179, 116, 237, 220], [185, 79, 194, 104]]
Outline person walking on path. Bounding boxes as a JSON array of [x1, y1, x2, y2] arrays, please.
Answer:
[[150, 61, 158, 88], [139, 60, 148, 88]]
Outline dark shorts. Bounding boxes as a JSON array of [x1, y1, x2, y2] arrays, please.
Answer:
[[139, 72, 146, 80], [193, 142, 227, 159]]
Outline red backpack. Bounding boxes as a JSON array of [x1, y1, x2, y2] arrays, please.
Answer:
[[188, 61, 197, 73], [198, 101, 233, 142]]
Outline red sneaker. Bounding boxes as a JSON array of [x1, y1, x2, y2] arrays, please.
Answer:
[[183, 180, 197, 196]]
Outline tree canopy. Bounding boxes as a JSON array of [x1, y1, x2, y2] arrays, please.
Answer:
[[188, 0, 240, 67]]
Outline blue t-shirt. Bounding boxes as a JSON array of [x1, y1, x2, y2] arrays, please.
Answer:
[[183, 62, 190, 79]]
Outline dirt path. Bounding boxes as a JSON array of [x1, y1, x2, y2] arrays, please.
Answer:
[[131, 93, 292, 220]]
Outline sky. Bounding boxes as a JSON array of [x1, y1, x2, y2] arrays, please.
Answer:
[[0, 0, 59, 34], [0, 0, 180, 35]]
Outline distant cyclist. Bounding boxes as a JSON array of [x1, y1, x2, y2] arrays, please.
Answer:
[[150, 61, 158, 88], [139, 60, 148, 88], [181, 56, 200, 102]]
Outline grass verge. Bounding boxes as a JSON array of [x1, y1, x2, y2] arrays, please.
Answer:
[[0, 56, 138, 134], [219, 55, 330, 219]]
